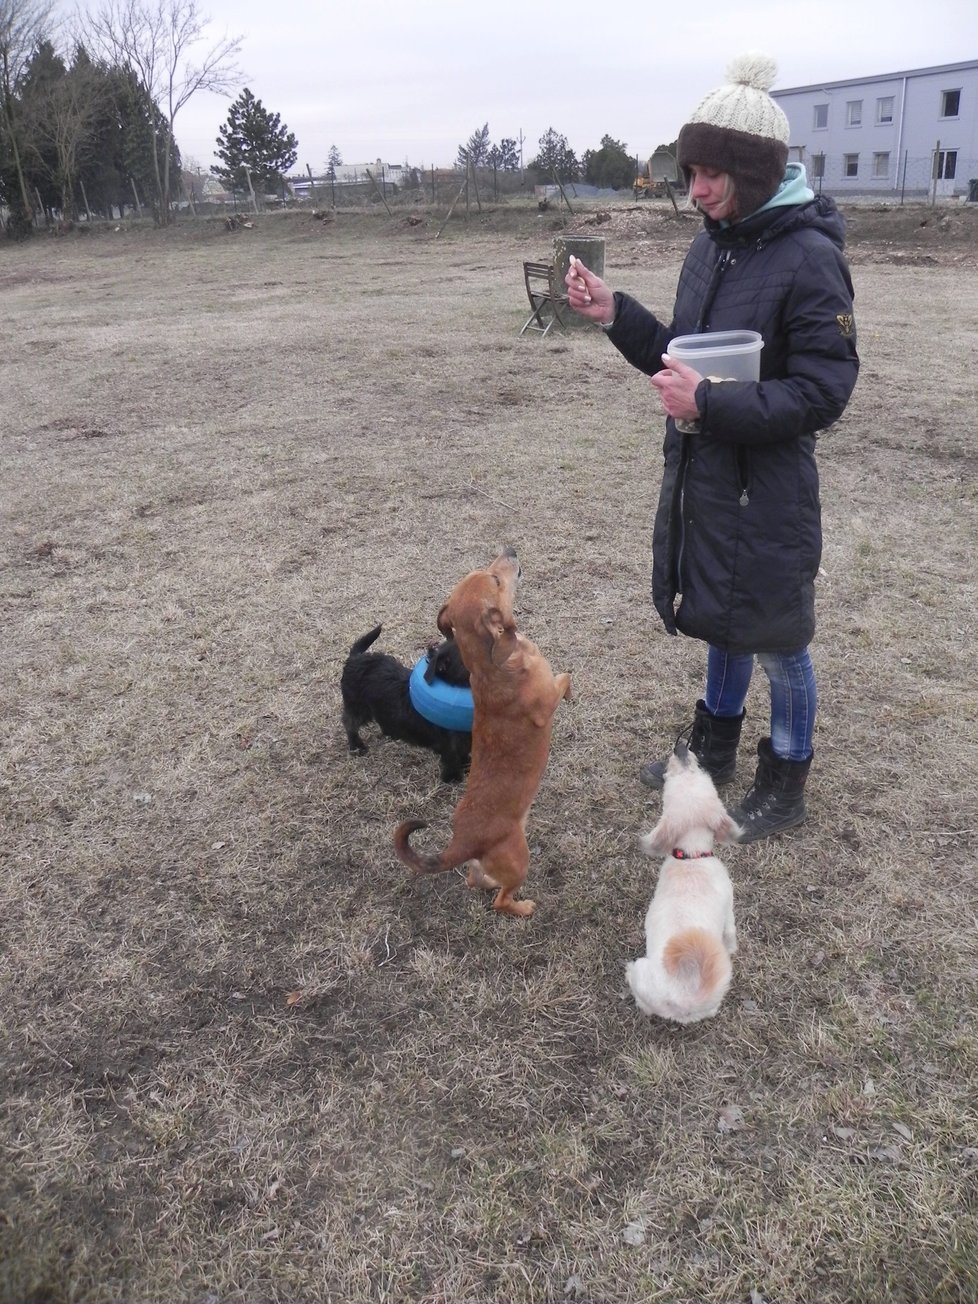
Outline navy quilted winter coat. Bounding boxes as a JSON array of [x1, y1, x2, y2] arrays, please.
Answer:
[[606, 195, 859, 654]]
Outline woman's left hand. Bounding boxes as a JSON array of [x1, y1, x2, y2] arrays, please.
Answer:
[[650, 354, 702, 424]]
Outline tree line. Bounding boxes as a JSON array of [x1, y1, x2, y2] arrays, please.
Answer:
[[0, 0, 241, 234], [459, 122, 675, 190], [530, 127, 636, 188], [1, 0, 672, 240]]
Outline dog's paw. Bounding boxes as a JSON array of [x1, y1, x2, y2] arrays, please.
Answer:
[[503, 898, 535, 918], [489, 885, 535, 917]]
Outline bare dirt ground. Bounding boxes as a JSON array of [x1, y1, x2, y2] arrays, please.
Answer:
[[2, 197, 978, 1304]]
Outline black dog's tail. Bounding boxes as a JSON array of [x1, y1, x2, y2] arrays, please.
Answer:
[[349, 624, 383, 657]]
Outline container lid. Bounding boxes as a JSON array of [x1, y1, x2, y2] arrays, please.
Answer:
[[668, 330, 763, 354]]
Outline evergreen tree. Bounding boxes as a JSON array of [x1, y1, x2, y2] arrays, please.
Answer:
[[496, 137, 520, 172], [213, 87, 297, 196], [456, 121, 489, 170], [582, 134, 634, 189], [78, 63, 142, 216], [100, 66, 178, 217], [325, 143, 341, 180], [19, 42, 111, 219], [528, 127, 578, 183], [0, 0, 53, 236], [486, 137, 519, 173], [15, 39, 64, 216], [77, 58, 129, 216]]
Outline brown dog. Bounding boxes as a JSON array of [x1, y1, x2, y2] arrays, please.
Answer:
[[394, 547, 570, 917]]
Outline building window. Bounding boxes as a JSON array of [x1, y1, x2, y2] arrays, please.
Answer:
[[813, 103, 828, 130], [941, 89, 961, 117], [811, 152, 826, 180], [844, 154, 859, 178], [876, 96, 894, 124], [873, 152, 890, 178], [846, 100, 862, 127], [934, 149, 957, 180]]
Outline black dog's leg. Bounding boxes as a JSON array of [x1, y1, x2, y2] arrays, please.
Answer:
[[437, 732, 471, 783], [342, 707, 368, 753]]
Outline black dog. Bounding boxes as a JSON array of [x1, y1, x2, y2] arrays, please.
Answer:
[[341, 625, 472, 783]]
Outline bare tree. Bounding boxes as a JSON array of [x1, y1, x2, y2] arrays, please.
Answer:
[[82, 0, 242, 224], [0, 0, 54, 231], [20, 45, 109, 220]]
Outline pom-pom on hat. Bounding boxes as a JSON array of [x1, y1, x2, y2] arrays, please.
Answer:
[[678, 54, 790, 219]]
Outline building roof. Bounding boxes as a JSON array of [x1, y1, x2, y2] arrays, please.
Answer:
[[773, 59, 978, 97]]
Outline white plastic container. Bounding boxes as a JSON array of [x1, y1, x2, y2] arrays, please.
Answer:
[[667, 330, 763, 381]]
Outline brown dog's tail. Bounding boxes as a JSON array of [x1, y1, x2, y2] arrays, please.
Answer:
[[393, 819, 460, 875], [662, 927, 728, 997]]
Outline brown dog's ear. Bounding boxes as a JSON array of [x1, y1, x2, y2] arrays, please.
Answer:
[[491, 628, 519, 666], [436, 603, 453, 638], [483, 605, 518, 665]]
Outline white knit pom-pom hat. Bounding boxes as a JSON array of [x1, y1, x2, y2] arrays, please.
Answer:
[[678, 54, 791, 218]]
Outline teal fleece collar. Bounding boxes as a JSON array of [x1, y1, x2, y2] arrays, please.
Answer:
[[718, 163, 816, 228], [755, 162, 816, 213]]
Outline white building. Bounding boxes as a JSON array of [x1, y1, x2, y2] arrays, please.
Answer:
[[287, 159, 409, 199], [771, 60, 978, 198], [325, 159, 409, 184]]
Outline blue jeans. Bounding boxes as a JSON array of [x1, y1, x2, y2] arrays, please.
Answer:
[[704, 645, 816, 762]]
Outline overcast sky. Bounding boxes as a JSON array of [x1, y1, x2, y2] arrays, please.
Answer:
[[109, 0, 978, 174]]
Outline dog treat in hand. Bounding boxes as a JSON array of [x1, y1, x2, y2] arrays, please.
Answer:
[[569, 254, 591, 304]]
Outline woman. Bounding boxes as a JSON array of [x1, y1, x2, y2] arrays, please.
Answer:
[[567, 54, 859, 842]]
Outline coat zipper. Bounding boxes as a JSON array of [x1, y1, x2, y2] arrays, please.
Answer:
[[736, 447, 750, 506], [677, 248, 734, 591], [693, 249, 733, 332], [675, 247, 754, 598]]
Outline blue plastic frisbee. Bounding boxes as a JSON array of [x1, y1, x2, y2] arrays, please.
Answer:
[[409, 655, 474, 732]]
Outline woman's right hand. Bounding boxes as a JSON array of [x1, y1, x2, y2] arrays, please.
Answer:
[[564, 257, 616, 326]]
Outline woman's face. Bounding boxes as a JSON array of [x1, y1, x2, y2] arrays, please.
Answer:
[[688, 165, 737, 221]]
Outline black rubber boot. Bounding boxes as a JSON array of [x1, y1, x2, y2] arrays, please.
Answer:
[[639, 700, 745, 790], [730, 737, 812, 843]]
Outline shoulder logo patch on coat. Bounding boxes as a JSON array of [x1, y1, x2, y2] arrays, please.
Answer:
[[836, 313, 854, 336]]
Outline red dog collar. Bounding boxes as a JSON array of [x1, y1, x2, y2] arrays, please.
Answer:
[[671, 848, 714, 859]]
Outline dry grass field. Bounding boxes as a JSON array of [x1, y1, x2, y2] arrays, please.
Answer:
[[2, 198, 978, 1304]]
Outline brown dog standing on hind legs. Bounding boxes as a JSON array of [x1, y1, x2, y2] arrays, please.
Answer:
[[394, 546, 571, 918]]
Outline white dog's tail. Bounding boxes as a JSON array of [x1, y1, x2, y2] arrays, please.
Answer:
[[663, 927, 727, 996]]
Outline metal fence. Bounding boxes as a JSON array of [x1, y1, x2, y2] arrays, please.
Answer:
[[288, 167, 531, 211]]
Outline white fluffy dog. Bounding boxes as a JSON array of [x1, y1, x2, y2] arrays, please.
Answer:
[[627, 746, 742, 1024]]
